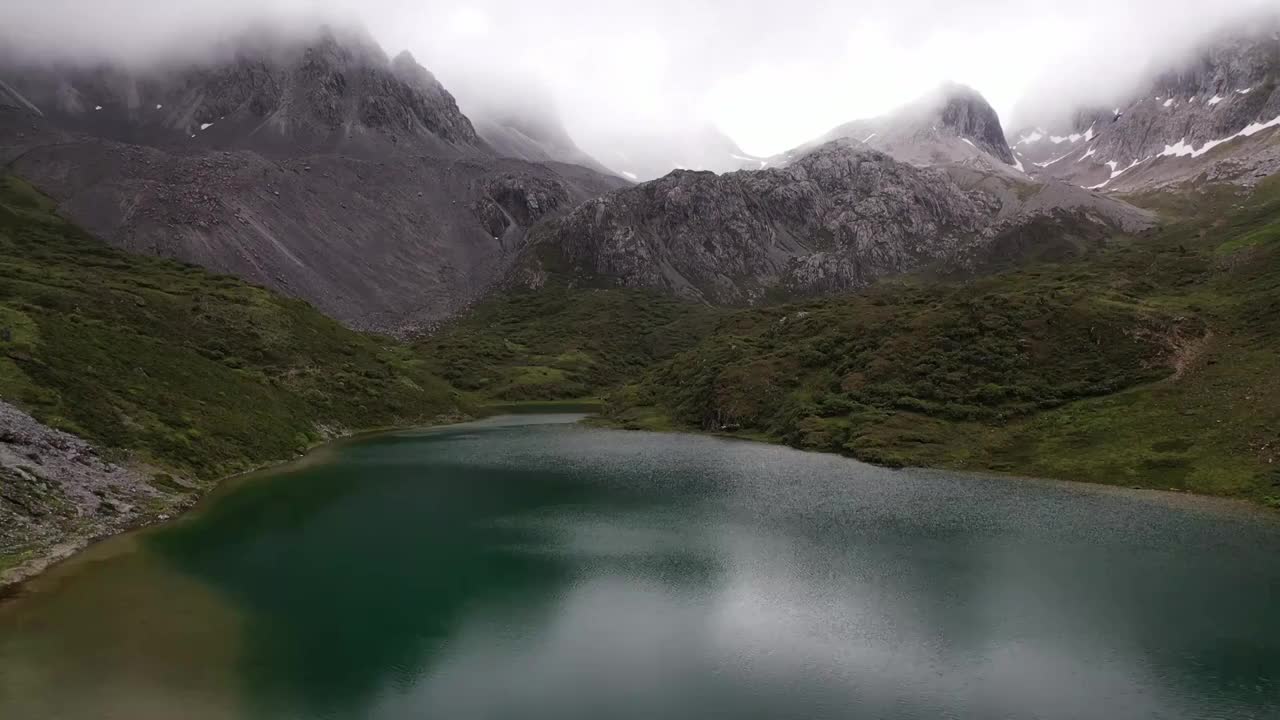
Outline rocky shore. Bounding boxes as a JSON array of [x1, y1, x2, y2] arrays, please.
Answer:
[[0, 400, 201, 593]]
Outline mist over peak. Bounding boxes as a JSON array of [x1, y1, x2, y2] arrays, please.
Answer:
[[1007, 8, 1280, 133], [3, 0, 1277, 180]]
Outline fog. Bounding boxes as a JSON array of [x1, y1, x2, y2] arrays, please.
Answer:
[[2, 0, 1275, 158]]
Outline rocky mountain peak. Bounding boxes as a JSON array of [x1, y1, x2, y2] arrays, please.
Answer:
[[515, 138, 1148, 302], [0, 25, 483, 157], [929, 83, 1016, 164], [774, 84, 1017, 171], [0, 23, 631, 333], [457, 75, 618, 176], [303, 23, 389, 64], [1012, 17, 1280, 192], [391, 50, 421, 71]]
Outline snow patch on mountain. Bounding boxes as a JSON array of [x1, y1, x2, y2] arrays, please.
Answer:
[[1035, 150, 1076, 167], [1016, 130, 1044, 145], [1158, 113, 1280, 159], [1088, 158, 1147, 190]]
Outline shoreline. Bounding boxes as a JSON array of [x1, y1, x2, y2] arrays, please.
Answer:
[[0, 412, 473, 601], [6, 407, 1275, 601], [587, 415, 1280, 520]]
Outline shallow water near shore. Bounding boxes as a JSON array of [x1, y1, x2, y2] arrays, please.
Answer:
[[2, 413, 1278, 719]]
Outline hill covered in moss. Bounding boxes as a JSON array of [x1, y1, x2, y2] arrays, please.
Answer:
[[424, 177, 1280, 507], [0, 176, 464, 580]]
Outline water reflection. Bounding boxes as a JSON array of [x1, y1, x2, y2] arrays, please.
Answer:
[[1, 416, 1277, 719]]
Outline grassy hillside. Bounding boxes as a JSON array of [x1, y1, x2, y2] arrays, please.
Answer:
[[596, 178, 1280, 504], [416, 286, 721, 401], [600, 177, 1280, 505], [0, 176, 463, 482], [415, 175, 1280, 505]]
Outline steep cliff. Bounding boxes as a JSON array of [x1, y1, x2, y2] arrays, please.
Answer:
[[0, 27, 626, 331], [1013, 24, 1280, 191], [516, 141, 1151, 302]]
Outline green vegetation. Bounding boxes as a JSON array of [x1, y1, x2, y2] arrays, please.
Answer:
[[599, 176, 1280, 502], [424, 177, 1280, 504], [0, 176, 463, 481], [416, 285, 720, 401], [606, 273, 1202, 470], [6, 162, 1279, 511]]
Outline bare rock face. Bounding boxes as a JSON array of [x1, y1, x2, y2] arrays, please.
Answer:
[[776, 84, 1017, 170], [0, 26, 483, 158], [464, 83, 620, 178], [470, 172, 573, 242], [0, 400, 183, 589], [517, 141, 1152, 302], [1012, 23, 1280, 191], [474, 114, 618, 177], [480, 173, 571, 226], [933, 85, 1018, 164], [0, 108, 624, 332], [387, 50, 481, 147], [0, 28, 628, 332]]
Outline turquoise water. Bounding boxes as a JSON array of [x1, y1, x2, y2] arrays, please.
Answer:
[[2, 414, 1278, 719]]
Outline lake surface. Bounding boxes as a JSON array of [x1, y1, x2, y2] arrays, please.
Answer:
[[2, 414, 1278, 719]]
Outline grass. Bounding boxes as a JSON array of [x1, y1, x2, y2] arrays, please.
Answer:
[[0, 175, 464, 481], [481, 399, 606, 415], [1214, 220, 1280, 256], [416, 285, 722, 401], [418, 174, 1280, 503], [593, 176, 1280, 503], [8, 156, 1276, 517]]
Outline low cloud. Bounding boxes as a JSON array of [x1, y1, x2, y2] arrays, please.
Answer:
[[2, 0, 1275, 156]]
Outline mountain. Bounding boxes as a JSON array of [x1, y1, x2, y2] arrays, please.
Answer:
[[473, 113, 618, 177], [774, 83, 1019, 171], [1013, 24, 1280, 191], [510, 85, 1153, 305], [600, 172, 1280, 502], [513, 140, 1152, 303], [460, 84, 621, 177], [589, 124, 767, 181], [762, 84, 1143, 228], [0, 26, 626, 332], [425, 157, 1280, 508], [0, 27, 483, 159], [0, 174, 465, 586]]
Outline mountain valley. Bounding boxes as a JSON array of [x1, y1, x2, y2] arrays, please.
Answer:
[[4, 14, 1280, 591]]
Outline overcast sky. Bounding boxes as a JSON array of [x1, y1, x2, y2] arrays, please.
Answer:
[[1, 0, 1274, 156]]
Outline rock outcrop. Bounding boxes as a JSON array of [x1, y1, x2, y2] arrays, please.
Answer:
[[776, 83, 1018, 171], [0, 26, 483, 158], [0, 400, 183, 590], [0, 27, 627, 332], [1012, 23, 1280, 191], [516, 141, 1153, 302], [467, 92, 620, 178]]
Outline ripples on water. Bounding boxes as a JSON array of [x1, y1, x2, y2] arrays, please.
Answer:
[[1, 414, 1277, 719]]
